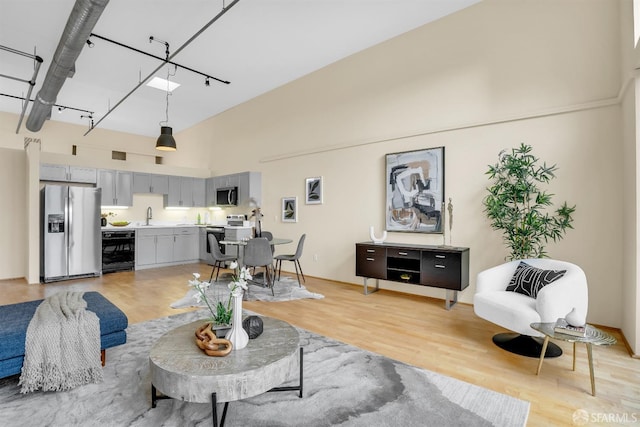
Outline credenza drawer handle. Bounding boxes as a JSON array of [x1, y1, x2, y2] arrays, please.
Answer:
[[435, 264, 446, 269], [398, 252, 408, 256], [435, 254, 445, 259], [366, 249, 375, 253], [366, 258, 375, 261]]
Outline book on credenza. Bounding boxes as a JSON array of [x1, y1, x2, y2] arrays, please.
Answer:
[[554, 318, 587, 337]]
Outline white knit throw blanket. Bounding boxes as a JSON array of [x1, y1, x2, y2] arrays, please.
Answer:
[[19, 291, 103, 393]]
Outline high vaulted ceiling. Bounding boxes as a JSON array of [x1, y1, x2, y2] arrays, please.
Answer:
[[0, 0, 479, 137]]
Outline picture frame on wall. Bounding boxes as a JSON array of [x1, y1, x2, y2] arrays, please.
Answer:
[[305, 176, 323, 204], [385, 146, 445, 233], [282, 197, 298, 222]]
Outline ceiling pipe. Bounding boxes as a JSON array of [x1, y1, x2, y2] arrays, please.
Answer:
[[26, 0, 109, 132]]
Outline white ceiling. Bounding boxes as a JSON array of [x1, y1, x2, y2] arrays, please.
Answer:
[[0, 0, 479, 137]]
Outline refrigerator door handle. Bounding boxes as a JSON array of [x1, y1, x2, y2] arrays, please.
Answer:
[[65, 189, 71, 275]]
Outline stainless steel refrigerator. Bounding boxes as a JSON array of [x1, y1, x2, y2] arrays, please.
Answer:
[[41, 185, 102, 282]]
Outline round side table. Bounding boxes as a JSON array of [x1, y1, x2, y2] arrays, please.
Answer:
[[530, 322, 616, 396]]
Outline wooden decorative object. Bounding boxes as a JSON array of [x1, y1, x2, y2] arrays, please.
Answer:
[[195, 323, 233, 357]]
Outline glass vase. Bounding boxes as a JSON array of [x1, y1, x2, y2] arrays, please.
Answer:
[[225, 290, 249, 350]]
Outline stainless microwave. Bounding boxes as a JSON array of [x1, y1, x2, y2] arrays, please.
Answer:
[[216, 186, 238, 206]]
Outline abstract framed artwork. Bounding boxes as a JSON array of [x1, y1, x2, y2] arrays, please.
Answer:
[[385, 146, 445, 233], [282, 197, 298, 222], [305, 176, 323, 204]]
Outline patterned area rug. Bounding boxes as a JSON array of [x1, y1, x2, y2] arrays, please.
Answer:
[[170, 275, 324, 309], [0, 310, 529, 426]]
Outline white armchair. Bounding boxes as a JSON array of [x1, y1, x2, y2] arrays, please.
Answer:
[[473, 259, 588, 357]]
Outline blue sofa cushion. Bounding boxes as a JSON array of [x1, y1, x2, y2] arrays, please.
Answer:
[[0, 291, 128, 362]]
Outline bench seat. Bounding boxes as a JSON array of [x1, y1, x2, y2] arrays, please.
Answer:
[[0, 292, 128, 379]]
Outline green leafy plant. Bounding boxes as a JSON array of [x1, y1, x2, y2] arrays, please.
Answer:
[[483, 143, 576, 260]]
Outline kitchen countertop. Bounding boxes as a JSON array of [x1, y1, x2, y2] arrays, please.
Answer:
[[101, 223, 205, 231], [101, 223, 253, 231]]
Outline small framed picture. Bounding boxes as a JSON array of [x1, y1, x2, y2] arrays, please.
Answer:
[[305, 176, 323, 204], [282, 197, 298, 222]]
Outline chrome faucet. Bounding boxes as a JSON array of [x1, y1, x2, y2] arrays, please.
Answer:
[[146, 206, 152, 226]]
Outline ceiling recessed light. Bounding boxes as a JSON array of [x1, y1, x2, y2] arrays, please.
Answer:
[[146, 77, 180, 92]]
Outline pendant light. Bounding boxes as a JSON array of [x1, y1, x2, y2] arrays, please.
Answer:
[[156, 66, 177, 151]]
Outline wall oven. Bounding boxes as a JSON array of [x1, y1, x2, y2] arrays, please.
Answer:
[[102, 230, 135, 273]]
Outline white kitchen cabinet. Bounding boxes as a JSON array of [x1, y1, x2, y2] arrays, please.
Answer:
[[192, 178, 205, 207], [136, 228, 173, 267], [136, 233, 157, 266], [205, 172, 261, 207], [133, 173, 169, 194], [237, 171, 261, 206], [166, 176, 205, 207], [40, 163, 97, 184], [98, 169, 133, 206], [205, 177, 216, 207], [156, 234, 175, 264], [135, 227, 200, 270], [174, 228, 199, 262], [199, 227, 209, 263]]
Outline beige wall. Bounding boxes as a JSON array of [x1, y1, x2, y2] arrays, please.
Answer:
[[620, 0, 640, 355], [180, 0, 627, 330], [0, 0, 636, 349], [0, 148, 27, 279]]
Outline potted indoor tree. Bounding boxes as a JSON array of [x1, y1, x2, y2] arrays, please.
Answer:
[[483, 143, 576, 260]]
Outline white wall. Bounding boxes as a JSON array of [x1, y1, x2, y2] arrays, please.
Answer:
[[0, 1, 634, 342], [0, 148, 27, 279], [182, 0, 626, 329]]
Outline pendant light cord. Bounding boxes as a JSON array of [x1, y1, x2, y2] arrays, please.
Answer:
[[159, 64, 177, 127]]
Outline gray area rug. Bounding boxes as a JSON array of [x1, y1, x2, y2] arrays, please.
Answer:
[[170, 275, 324, 309], [0, 310, 529, 426]]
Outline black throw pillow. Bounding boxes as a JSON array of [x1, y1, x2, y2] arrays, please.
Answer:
[[505, 261, 566, 298]]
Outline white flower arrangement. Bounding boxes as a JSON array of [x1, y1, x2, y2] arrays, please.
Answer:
[[188, 264, 251, 325], [228, 261, 251, 295]]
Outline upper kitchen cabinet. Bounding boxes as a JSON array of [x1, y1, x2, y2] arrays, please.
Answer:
[[97, 169, 133, 207], [205, 172, 261, 206], [133, 173, 169, 195], [238, 172, 261, 206], [40, 163, 97, 184], [165, 176, 205, 207], [193, 177, 205, 207]]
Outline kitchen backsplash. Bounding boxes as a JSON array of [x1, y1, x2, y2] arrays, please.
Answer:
[[101, 193, 245, 225]]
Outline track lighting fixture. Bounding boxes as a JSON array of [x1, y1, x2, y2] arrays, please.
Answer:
[[81, 114, 94, 128]]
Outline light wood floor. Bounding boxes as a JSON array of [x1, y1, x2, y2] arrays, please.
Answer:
[[2, 263, 639, 426]]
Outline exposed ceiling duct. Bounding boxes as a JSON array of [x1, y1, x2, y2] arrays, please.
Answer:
[[26, 0, 109, 132]]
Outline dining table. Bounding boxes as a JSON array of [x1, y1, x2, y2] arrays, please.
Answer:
[[220, 237, 292, 261], [219, 237, 293, 285]]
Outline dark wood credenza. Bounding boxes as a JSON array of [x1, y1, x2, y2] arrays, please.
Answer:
[[355, 242, 470, 310]]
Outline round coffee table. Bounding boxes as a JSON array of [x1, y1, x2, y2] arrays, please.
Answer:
[[150, 316, 302, 426], [530, 322, 616, 396]]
